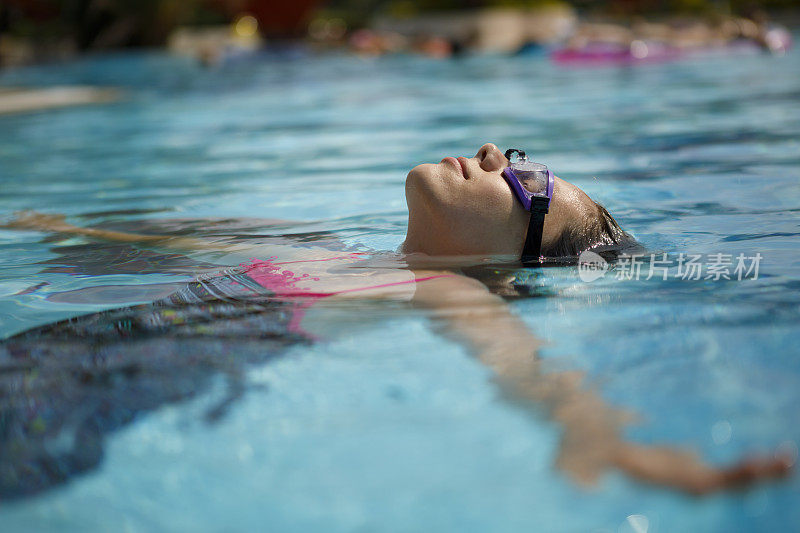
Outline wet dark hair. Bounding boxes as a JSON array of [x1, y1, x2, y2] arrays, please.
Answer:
[[540, 202, 641, 264]]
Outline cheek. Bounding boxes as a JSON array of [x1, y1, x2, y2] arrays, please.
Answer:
[[406, 166, 528, 254], [439, 180, 526, 253], [461, 179, 518, 223]]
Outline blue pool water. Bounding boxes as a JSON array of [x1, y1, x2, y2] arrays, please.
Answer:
[[1, 44, 799, 531]]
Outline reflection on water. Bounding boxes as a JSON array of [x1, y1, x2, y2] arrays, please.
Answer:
[[0, 46, 799, 530], [1, 292, 310, 499]]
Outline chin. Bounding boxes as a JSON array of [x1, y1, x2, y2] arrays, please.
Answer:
[[405, 163, 436, 191], [398, 238, 416, 254]]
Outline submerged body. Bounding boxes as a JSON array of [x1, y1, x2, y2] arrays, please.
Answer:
[[2, 245, 453, 497]]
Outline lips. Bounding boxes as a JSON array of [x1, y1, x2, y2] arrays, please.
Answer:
[[456, 157, 469, 179], [441, 156, 471, 179], [441, 156, 465, 178]]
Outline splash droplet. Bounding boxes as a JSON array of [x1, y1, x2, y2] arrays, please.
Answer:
[[623, 514, 648, 533]]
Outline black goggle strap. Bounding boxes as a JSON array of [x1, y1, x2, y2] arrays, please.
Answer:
[[521, 196, 549, 264], [506, 148, 548, 264]]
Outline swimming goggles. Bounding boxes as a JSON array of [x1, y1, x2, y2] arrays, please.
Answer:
[[502, 149, 555, 263]]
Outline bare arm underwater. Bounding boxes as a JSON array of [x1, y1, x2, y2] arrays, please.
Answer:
[[1, 211, 283, 256], [3, 211, 191, 244], [1, 211, 331, 262], [2, 211, 792, 494], [409, 272, 792, 494]]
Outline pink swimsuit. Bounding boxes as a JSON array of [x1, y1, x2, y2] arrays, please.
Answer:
[[235, 254, 454, 335]]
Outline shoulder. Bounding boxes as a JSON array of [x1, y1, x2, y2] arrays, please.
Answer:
[[407, 270, 496, 307], [319, 268, 479, 302], [411, 270, 486, 289]]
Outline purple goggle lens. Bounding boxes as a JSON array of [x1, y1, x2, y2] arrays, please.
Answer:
[[501, 149, 554, 212], [502, 148, 555, 263]]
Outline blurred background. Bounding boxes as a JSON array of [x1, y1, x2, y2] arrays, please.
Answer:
[[0, 0, 797, 68]]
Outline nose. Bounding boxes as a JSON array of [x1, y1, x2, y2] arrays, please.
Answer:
[[475, 143, 507, 172]]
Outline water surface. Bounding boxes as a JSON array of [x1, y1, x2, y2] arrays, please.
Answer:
[[1, 45, 799, 531]]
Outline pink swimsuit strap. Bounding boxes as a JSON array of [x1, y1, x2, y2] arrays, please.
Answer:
[[235, 256, 458, 336], [238, 256, 456, 298]]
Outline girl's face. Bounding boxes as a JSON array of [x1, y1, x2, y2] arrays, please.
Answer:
[[402, 143, 601, 257]]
